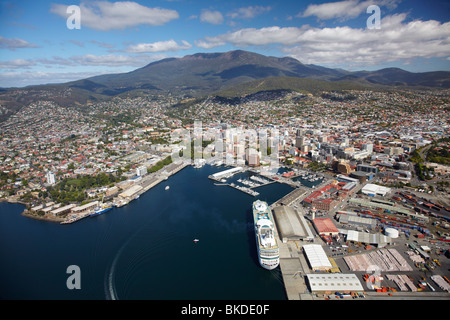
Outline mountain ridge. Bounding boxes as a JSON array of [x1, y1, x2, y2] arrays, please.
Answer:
[[1, 50, 449, 110]]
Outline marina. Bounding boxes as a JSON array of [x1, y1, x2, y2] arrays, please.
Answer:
[[208, 166, 280, 197]]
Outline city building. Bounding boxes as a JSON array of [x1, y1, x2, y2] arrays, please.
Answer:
[[303, 244, 333, 271], [272, 206, 314, 242], [306, 274, 364, 293], [361, 184, 391, 197], [136, 165, 147, 177], [312, 218, 339, 236], [46, 171, 56, 185]]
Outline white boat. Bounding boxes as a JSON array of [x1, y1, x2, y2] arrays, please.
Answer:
[[252, 200, 279, 270], [193, 239, 199, 243], [165, 186, 170, 190]]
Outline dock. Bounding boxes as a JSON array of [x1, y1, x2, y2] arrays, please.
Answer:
[[270, 187, 309, 209], [114, 161, 188, 204], [208, 167, 281, 197]]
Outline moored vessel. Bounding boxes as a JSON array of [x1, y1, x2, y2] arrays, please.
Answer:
[[252, 200, 279, 270], [90, 202, 113, 216]]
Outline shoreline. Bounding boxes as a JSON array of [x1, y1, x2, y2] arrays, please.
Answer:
[[3, 161, 189, 224]]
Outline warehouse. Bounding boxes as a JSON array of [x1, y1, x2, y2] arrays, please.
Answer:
[[343, 229, 392, 247], [72, 201, 98, 214], [272, 206, 314, 242], [312, 217, 339, 236], [361, 184, 391, 197], [118, 185, 143, 200], [306, 274, 364, 293], [303, 244, 332, 271], [50, 204, 76, 216], [338, 214, 377, 229]]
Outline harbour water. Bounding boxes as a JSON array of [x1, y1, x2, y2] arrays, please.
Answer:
[[0, 165, 294, 300]]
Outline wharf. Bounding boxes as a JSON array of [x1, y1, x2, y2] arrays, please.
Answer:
[[270, 206, 316, 300], [115, 161, 188, 205], [270, 187, 309, 209]]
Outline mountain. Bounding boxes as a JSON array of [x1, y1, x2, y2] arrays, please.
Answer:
[[1, 50, 449, 109], [85, 50, 348, 97]]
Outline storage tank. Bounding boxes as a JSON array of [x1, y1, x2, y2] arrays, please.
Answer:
[[385, 227, 399, 238]]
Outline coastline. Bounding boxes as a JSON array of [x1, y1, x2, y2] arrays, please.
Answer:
[[4, 160, 189, 224]]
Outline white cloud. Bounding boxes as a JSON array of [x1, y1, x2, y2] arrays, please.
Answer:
[[50, 1, 179, 31], [194, 39, 226, 49], [194, 14, 450, 68], [0, 54, 172, 87], [70, 54, 169, 67], [0, 36, 38, 50], [300, 0, 401, 20], [195, 26, 307, 49], [125, 40, 192, 53], [200, 9, 224, 25], [0, 59, 36, 69], [0, 54, 169, 72], [0, 71, 114, 87], [227, 6, 272, 19]]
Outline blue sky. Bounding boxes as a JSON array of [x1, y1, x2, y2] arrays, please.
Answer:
[[0, 0, 449, 87]]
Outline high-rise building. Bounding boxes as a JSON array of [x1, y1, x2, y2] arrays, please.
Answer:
[[136, 166, 147, 177], [46, 172, 56, 185], [363, 143, 373, 154], [295, 136, 306, 148]]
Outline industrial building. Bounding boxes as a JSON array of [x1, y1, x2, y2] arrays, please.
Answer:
[[50, 204, 76, 216], [71, 201, 99, 214], [361, 184, 391, 197], [210, 166, 243, 179], [342, 229, 392, 247], [337, 214, 377, 229], [302, 244, 333, 271], [349, 198, 428, 221], [306, 274, 364, 293], [350, 171, 374, 183], [272, 206, 314, 242], [118, 184, 143, 201], [357, 164, 379, 174], [312, 218, 339, 236]]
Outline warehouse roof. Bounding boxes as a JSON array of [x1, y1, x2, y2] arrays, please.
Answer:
[[361, 184, 391, 196], [312, 218, 339, 234], [338, 214, 377, 228], [303, 244, 332, 270], [306, 274, 364, 292], [273, 206, 314, 241], [343, 229, 392, 247]]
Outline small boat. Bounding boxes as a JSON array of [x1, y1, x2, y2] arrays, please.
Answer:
[[193, 239, 199, 243], [165, 186, 170, 190]]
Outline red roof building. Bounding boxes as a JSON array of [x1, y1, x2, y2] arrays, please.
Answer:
[[312, 218, 339, 236]]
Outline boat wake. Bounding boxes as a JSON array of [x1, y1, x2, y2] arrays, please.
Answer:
[[104, 226, 178, 300]]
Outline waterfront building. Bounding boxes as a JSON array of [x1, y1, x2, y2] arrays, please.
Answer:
[[272, 206, 314, 243], [306, 274, 364, 293], [302, 244, 332, 272], [136, 165, 147, 177]]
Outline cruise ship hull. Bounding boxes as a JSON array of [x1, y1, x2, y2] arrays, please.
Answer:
[[257, 251, 280, 270]]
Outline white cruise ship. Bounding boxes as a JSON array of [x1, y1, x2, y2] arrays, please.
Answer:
[[252, 200, 279, 270]]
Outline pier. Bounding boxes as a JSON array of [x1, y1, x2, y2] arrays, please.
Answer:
[[208, 167, 280, 197], [113, 161, 189, 206]]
